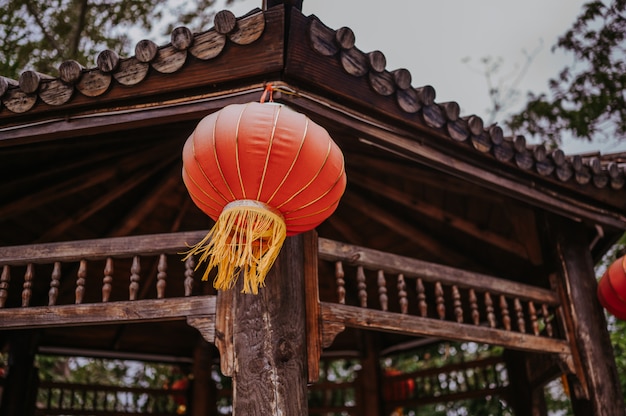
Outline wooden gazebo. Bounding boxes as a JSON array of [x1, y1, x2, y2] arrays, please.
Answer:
[[0, 2, 624, 415]]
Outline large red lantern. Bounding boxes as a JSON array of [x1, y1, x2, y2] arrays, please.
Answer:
[[598, 255, 626, 320], [182, 98, 346, 294]]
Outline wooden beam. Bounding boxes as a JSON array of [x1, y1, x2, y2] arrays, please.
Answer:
[[231, 234, 309, 415], [0, 296, 216, 330], [321, 302, 570, 354], [548, 215, 625, 415], [350, 171, 529, 260]]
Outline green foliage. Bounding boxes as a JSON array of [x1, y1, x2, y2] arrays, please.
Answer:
[[0, 0, 230, 79], [36, 354, 177, 388], [508, 0, 626, 145], [381, 342, 503, 374]]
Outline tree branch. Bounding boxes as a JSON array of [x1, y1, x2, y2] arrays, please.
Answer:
[[24, 0, 62, 53]]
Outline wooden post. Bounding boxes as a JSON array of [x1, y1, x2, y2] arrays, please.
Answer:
[[191, 340, 217, 416], [358, 332, 382, 416], [231, 233, 309, 415], [0, 331, 39, 416], [503, 351, 548, 416], [548, 215, 625, 415]]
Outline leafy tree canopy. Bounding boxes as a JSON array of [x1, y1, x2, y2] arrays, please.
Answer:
[[508, 0, 626, 145], [0, 0, 232, 79]]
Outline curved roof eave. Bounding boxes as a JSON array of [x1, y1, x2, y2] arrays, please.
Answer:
[[0, 5, 625, 228]]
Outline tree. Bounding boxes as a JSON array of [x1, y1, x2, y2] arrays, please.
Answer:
[[0, 0, 231, 80], [508, 0, 626, 146]]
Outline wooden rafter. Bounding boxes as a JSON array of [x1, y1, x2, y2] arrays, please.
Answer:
[[107, 165, 182, 238], [347, 153, 504, 204], [0, 148, 174, 220], [35, 156, 178, 243], [349, 171, 528, 260], [341, 191, 480, 269]]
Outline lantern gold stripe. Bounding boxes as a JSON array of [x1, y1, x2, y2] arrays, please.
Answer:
[[211, 109, 237, 200], [182, 164, 223, 211], [234, 103, 250, 199], [257, 104, 282, 200], [276, 138, 332, 209], [283, 162, 345, 215], [190, 135, 230, 205], [266, 118, 309, 205]]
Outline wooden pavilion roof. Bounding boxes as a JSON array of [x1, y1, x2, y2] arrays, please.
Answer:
[[0, 4, 624, 360]]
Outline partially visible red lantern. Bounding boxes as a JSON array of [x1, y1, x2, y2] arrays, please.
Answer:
[[182, 99, 346, 294], [598, 255, 626, 320]]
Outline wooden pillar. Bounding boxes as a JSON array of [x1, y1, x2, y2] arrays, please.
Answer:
[[0, 331, 39, 416], [504, 351, 548, 416], [230, 233, 309, 415], [548, 216, 625, 415], [356, 332, 382, 416], [191, 340, 217, 416]]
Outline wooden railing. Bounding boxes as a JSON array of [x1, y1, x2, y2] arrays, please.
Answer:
[[0, 231, 215, 331], [0, 232, 570, 355], [318, 239, 570, 355], [0, 231, 209, 307], [382, 356, 509, 410], [35, 381, 187, 416]]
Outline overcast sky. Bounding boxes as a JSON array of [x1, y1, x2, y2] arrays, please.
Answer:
[[222, 0, 622, 154]]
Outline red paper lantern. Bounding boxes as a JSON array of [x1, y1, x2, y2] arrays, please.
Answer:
[[182, 100, 346, 293], [598, 255, 626, 320]]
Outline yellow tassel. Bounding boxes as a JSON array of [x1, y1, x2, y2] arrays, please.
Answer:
[[183, 200, 287, 294]]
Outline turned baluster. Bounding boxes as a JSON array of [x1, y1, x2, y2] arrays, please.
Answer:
[[500, 296, 511, 331], [335, 261, 346, 304], [528, 301, 539, 335], [102, 258, 113, 302], [417, 278, 427, 317], [397, 274, 408, 314], [435, 282, 445, 319], [0, 265, 10, 308], [22, 264, 34, 307], [76, 260, 86, 304], [377, 270, 388, 311], [514, 298, 526, 333], [357, 266, 367, 308], [469, 289, 479, 325], [157, 254, 167, 299], [484, 292, 496, 328], [49, 262, 61, 306], [129, 256, 140, 301], [452, 285, 463, 323], [184, 256, 194, 297], [542, 304, 554, 337]]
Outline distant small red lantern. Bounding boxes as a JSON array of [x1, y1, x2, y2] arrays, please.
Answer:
[[598, 255, 626, 320], [182, 98, 346, 294]]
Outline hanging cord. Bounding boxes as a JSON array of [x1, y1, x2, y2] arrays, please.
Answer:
[[260, 83, 299, 103], [260, 83, 274, 103]]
